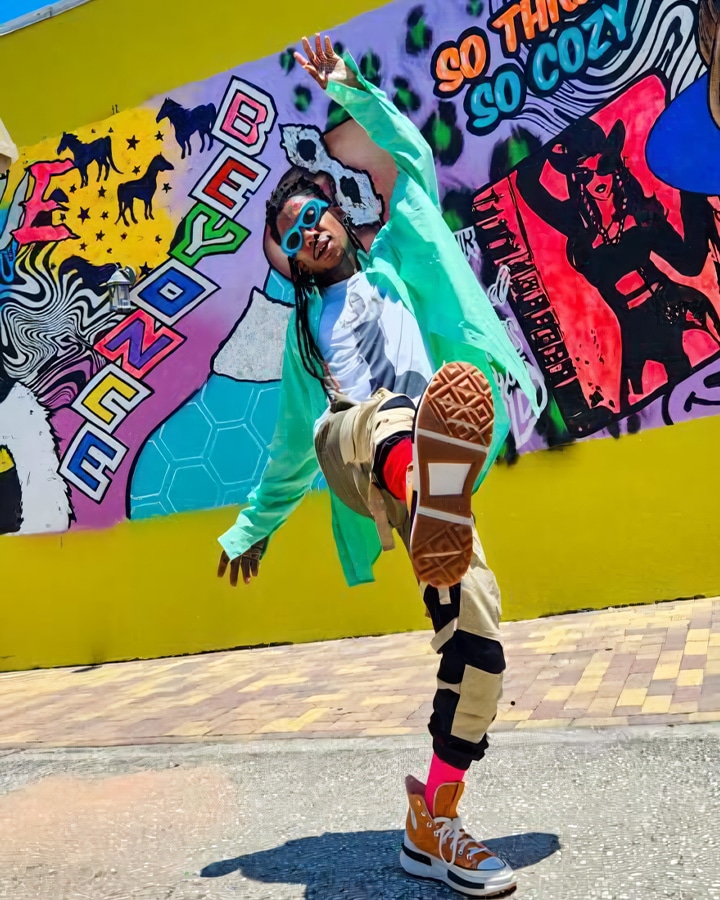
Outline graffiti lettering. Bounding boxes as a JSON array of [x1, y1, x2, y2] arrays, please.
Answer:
[[213, 79, 277, 156], [170, 203, 250, 268], [192, 147, 269, 218], [489, 0, 591, 55], [472, 180, 592, 434], [455, 225, 481, 261], [12, 160, 77, 245], [464, 64, 527, 135], [71, 364, 151, 433], [528, 0, 629, 96], [431, 27, 490, 97], [20, 75, 276, 514], [487, 266, 548, 448], [583, 6, 614, 60], [663, 358, 720, 426], [131, 260, 219, 326], [446, 0, 632, 135], [59, 424, 127, 502], [95, 310, 184, 379]]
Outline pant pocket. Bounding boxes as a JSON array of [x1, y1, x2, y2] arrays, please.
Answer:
[[450, 665, 503, 744]]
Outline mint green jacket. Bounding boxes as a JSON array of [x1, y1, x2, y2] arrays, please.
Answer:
[[219, 59, 543, 586]]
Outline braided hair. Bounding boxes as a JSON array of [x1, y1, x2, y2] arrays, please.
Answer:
[[266, 172, 366, 383], [566, 150, 663, 271]]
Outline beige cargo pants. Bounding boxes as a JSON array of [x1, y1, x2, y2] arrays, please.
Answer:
[[315, 389, 506, 769]]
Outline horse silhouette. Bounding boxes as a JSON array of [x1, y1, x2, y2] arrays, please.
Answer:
[[57, 132, 122, 187], [156, 97, 216, 159], [116, 155, 174, 226], [58, 256, 119, 292]]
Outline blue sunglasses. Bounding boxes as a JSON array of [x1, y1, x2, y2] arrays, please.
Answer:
[[280, 198, 329, 257]]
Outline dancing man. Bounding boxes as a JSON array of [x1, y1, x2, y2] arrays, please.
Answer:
[[218, 35, 542, 898]]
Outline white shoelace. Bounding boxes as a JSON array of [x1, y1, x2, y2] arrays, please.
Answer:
[[434, 815, 488, 866]]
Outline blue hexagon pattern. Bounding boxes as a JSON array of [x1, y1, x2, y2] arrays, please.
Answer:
[[130, 375, 281, 519]]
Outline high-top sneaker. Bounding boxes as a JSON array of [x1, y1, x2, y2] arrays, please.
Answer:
[[399, 775, 516, 898], [409, 361, 494, 588]]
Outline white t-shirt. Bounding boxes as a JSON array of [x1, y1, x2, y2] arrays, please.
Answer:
[[316, 271, 434, 406]]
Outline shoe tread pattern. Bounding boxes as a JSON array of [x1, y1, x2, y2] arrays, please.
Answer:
[[410, 363, 494, 588]]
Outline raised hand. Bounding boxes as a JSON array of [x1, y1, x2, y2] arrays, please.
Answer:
[[294, 33, 359, 91]]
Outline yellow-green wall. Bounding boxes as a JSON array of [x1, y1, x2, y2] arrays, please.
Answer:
[[1, 0, 718, 673], [1, 0, 391, 147]]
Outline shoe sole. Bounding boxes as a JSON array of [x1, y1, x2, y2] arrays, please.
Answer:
[[409, 362, 494, 588], [400, 843, 517, 898]]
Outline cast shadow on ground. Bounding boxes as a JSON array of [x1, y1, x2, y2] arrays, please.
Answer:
[[201, 829, 560, 898]]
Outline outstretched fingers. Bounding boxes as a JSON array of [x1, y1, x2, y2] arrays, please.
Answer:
[[240, 555, 259, 585], [293, 51, 312, 71], [315, 32, 323, 57], [302, 35, 315, 63], [295, 33, 340, 89], [296, 36, 325, 87]]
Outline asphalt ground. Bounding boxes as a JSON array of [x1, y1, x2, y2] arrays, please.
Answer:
[[0, 725, 719, 899]]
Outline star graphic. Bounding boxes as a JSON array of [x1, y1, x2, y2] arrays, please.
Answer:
[[108, 127, 114, 133], [101, 211, 109, 220], [162, 183, 172, 193], [91, 129, 96, 134], [96, 231, 105, 241], [126, 135, 140, 150], [120, 233, 127, 241], [132, 166, 141, 175], [155, 235, 162, 243], [69, 185, 77, 194], [139, 262, 153, 277], [98, 186, 106, 198], [79, 242, 87, 251], [60, 213, 66, 222], [155, 131, 164, 141], [78, 208, 90, 222], [107, 248, 113, 254]]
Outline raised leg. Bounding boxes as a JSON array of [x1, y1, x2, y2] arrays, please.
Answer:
[[409, 362, 494, 588]]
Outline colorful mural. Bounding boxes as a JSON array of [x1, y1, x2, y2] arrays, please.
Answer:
[[1, 0, 719, 538]]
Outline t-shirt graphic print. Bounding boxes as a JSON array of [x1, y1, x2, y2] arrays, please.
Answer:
[[317, 271, 434, 404]]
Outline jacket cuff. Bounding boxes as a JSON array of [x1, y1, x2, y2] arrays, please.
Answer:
[[217, 520, 253, 560], [325, 52, 373, 106]]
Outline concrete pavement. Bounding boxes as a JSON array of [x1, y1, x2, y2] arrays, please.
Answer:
[[1, 727, 719, 898]]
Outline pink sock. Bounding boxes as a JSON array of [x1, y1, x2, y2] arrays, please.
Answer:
[[425, 753, 467, 815]]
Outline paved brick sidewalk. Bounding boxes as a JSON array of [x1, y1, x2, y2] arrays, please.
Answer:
[[1, 597, 719, 747]]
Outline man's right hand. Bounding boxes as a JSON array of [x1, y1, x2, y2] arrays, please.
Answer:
[[294, 34, 360, 91], [217, 538, 268, 587]]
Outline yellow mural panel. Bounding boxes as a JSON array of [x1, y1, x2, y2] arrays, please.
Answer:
[[8, 107, 176, 270]]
